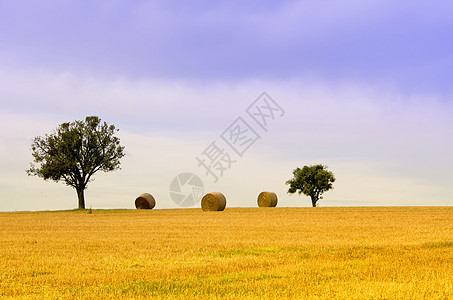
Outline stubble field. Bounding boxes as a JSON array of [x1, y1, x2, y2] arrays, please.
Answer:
[[0, 206, 452, 299]]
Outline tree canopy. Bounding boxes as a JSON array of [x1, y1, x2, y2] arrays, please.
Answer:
[[27, 116, 125, 209], [286, 164, 335, 207]]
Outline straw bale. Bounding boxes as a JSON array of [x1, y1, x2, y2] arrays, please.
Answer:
[[201, 192, 226, 211], [135, 193, 156, 209], [257, 191, 278, 207]]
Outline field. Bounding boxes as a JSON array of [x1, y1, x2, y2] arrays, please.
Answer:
[[0, 207, 452, 299]]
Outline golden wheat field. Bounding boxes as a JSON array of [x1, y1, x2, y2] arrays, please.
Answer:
[[0, 206, 452, 299]]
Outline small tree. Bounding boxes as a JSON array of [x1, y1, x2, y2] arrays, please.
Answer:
[[286, 164, 335, 207], [27, 116, 125, 209]]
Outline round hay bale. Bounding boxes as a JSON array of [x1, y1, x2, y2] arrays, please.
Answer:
[[201, 192, 226, 211], [257, 191, 278, 207], [135, 193, 156, 209]]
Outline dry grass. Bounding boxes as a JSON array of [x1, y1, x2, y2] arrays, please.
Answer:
[[0, 206, 452, 299]]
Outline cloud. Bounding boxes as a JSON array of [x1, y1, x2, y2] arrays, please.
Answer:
[[0, 68, 252, 133], [1, 1, 453, 93]]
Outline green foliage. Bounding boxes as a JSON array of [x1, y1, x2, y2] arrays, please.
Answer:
[[27, 116, 125, 209], [286, 164, 335, 207]]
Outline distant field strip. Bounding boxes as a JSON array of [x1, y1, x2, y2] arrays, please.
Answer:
[[0, 207, 452, 299]]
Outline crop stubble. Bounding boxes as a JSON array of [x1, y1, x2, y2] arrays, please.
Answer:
[[0, 206, 452, 299]]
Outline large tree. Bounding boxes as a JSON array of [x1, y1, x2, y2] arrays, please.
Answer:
[[286, 164, 335, 207], [27, 116, 125, 209]]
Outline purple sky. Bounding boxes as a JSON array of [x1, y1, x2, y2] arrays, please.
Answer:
[[0, 1, 452, 210], [2, 1, 453, 90]]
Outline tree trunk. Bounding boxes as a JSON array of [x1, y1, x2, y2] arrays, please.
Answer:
[[310, 195, 317, 207], [77, 188, 85, 209]]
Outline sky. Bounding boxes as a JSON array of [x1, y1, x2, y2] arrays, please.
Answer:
[[0, 0, 452, 211]]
